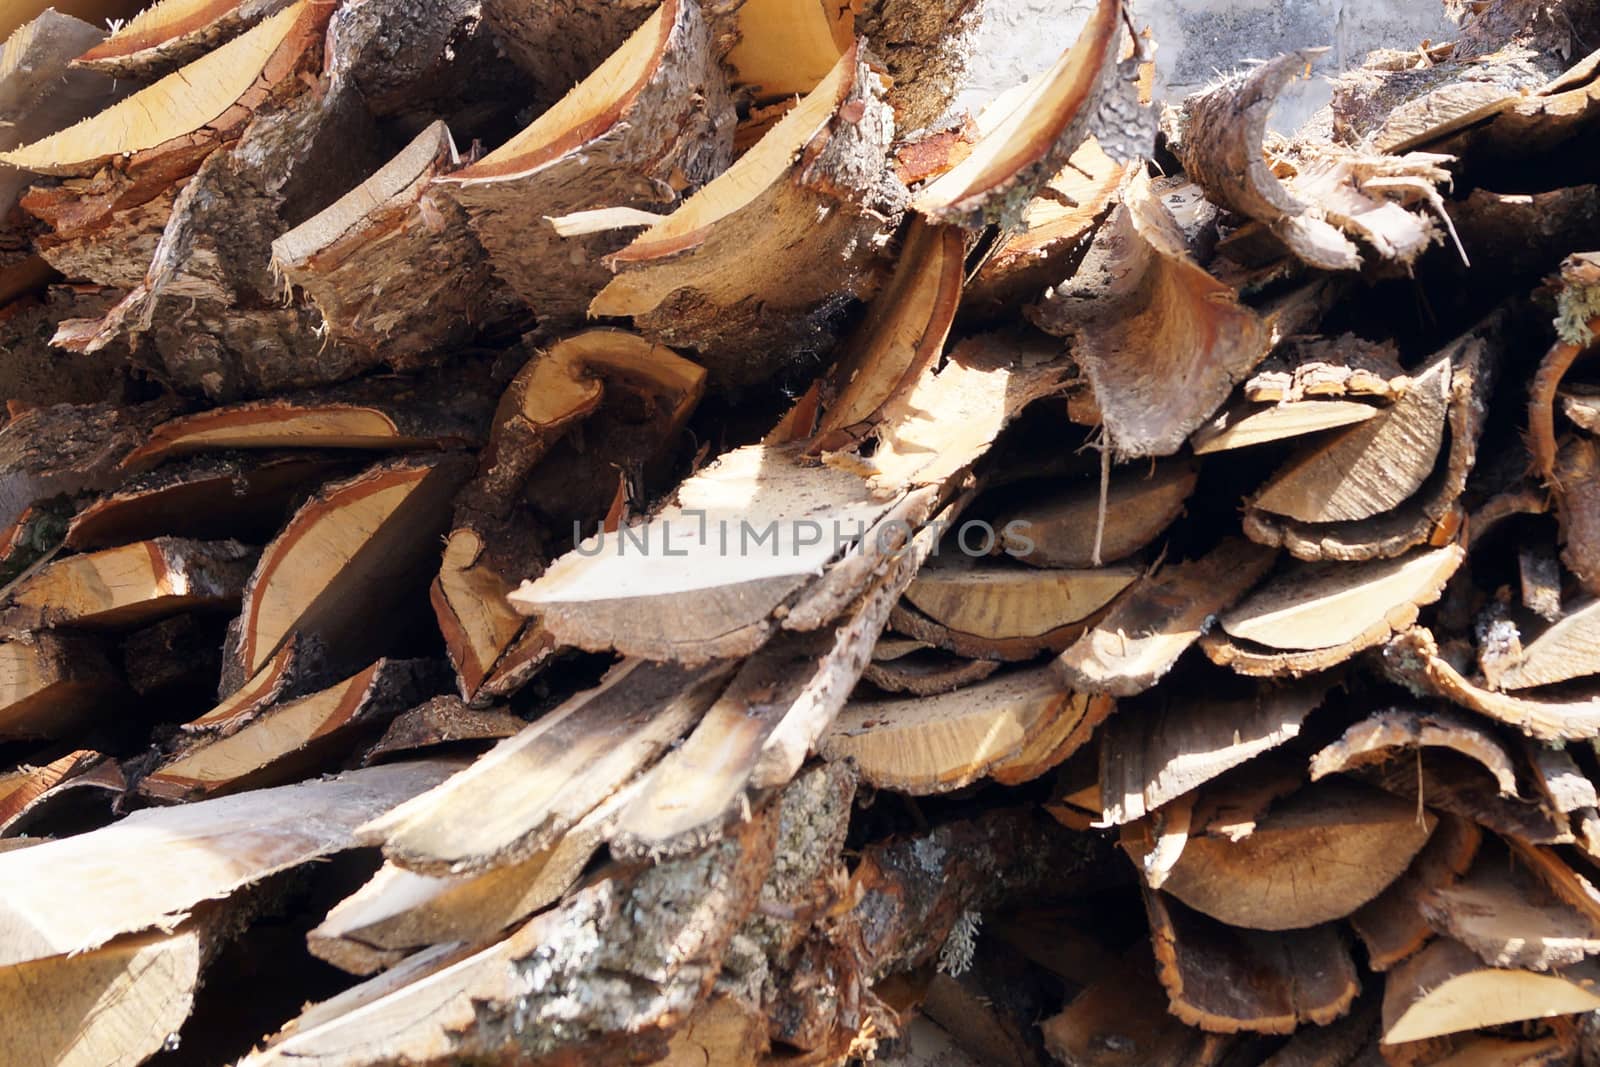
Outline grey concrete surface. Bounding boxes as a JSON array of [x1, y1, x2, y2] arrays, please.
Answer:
[[950, 0, 1457, 132]]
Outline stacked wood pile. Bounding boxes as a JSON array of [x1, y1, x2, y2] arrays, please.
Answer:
[[8, 0, 1600, 1063]]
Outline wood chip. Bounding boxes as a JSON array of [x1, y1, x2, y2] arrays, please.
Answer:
[[1146, 887, 1360, 1034], [1099, 677, 1326, 825], [819, 667, 1110, 794], [590, 42, 901, 386], [1132, 779, 1435, 930], [1382, 937, 1600, 1044], [228, 453, 469, 681], [0, 632, 121, 740], [1, 536, 256, 633], [1421, 855, 1600, 971], [911, 0, 1142, 228], [0, 760, 459, 966], [1251, 355, 1450, 524], [365, 659, 727, 875], [1202, 545, 1462, 675], [1350, 813, 1481, 971], [139, 658, 445, 801], [1056, 538, 1277, 696], [1190, 398, 1380, 454]]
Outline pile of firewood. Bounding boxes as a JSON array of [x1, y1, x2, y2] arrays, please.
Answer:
[[7, 0, 1600, 1063]]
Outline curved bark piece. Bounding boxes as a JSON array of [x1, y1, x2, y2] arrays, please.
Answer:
[[0, 2, 322, 176], [1190, 398, 1379, 455], [366, 660, 727, 875], [1251, 356, 1451, 524], [74, 0, 295, 79], [1530, 265, 1600, 486], [436, 0, 734, 331], [139, 658, 445, 801], [1177, 50, 1360, 270], [360, 696, 522, 764], [0, 759, 458, 967], [0, 750, 102, 827], [1, 537, 256, 633], [1382, 937, 1600, 1044], [0, 753, 122, 838], [591, 42, 903, 387], [996, 459, 1197, 568], [1421, 857, 1600, 972], [1055, 539, 1277, 697], [819, 667, 1107, 794], [965, 138, 1131, 320], [229, 453, 470, 679], [0, 634, 121, 741], [1311, 705, 1565, 844], [271, 121, 503, 365], [1132, 780, 1435, 931], [893, 558, 1138, 660], [1380, 627, 1600, 742], [1244, 319, 1496, 562], [910, 0, 1144, 228], [1351, 813, 1481, 972], [469, 330, 703, 517], [1310, 709, 1522, 798], [1244, 333, 1409, 404], [809, 218, 963, 452], [1146, 888, 1360, 1035], [1178, 51, 1448, 271], [1031, 169, 1275, 458], [1201, 546, 1462, 675], [1099, 678, 1325, 825], [860, 646, 1000, 695]]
